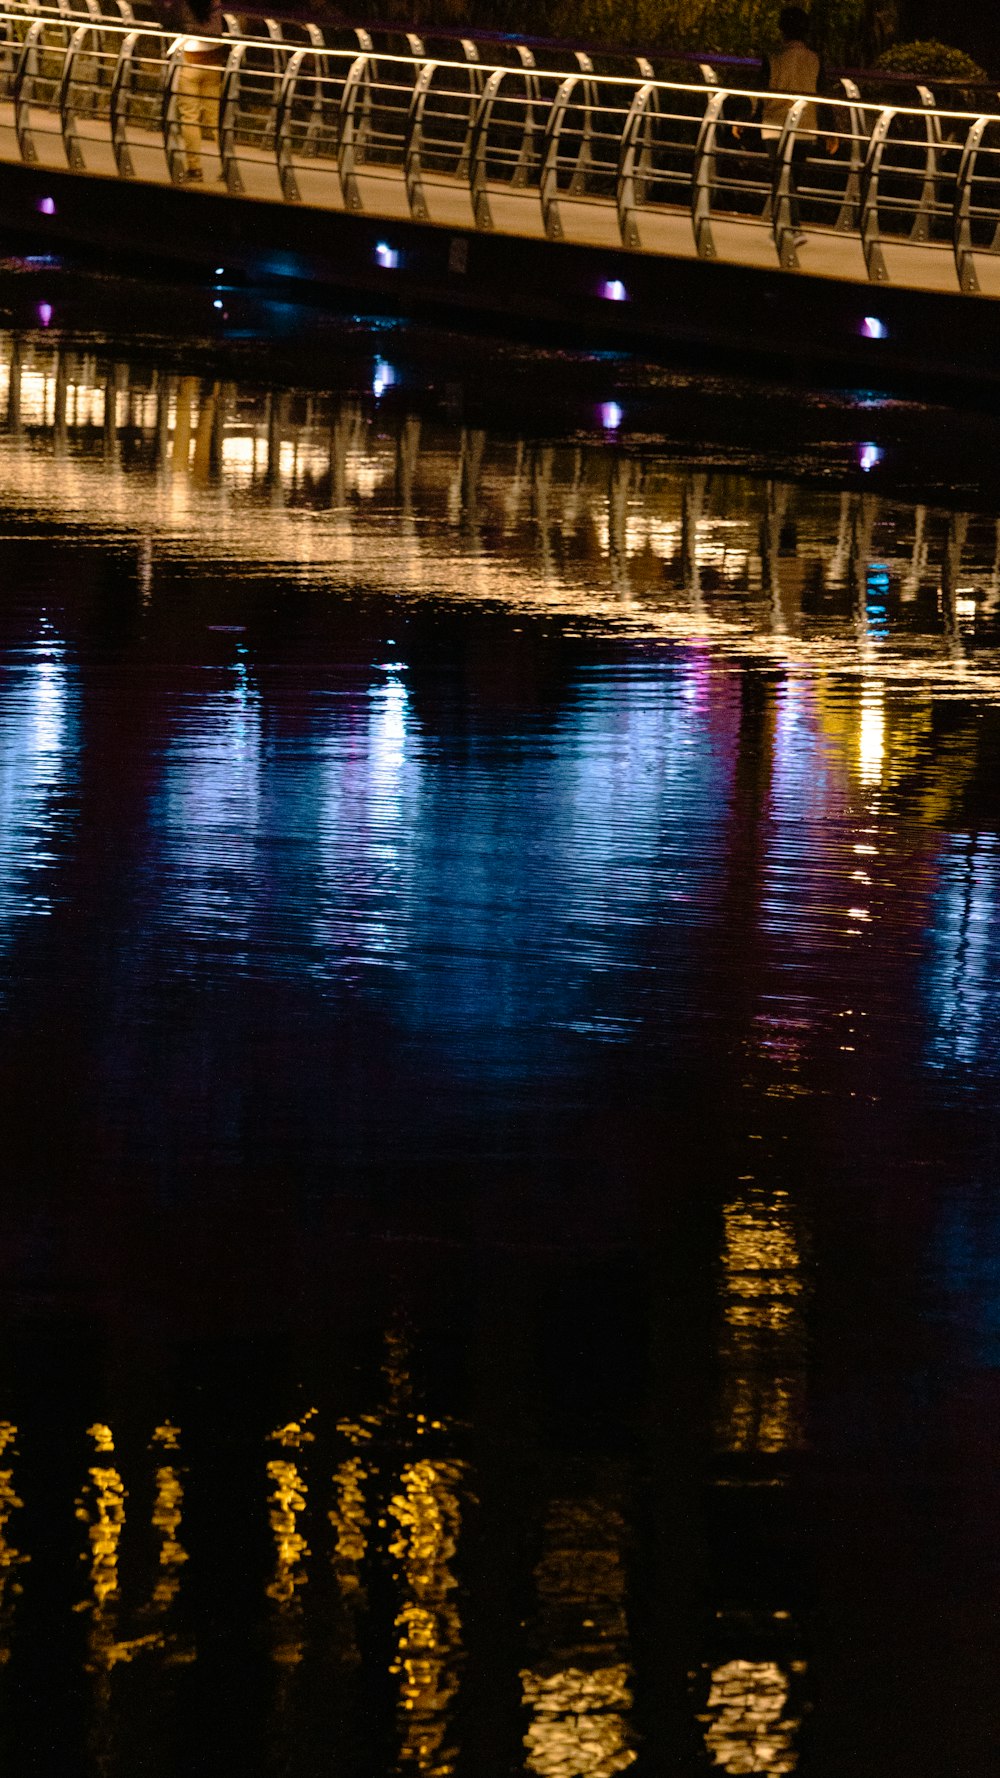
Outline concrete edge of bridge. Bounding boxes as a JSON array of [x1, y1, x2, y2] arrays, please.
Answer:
[[0, 161, 996, 403]]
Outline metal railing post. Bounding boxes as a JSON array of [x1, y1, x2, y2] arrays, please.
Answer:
[[954, 113, 988, 293], [691, 86, 725, 259], [913, 83, 941, 243], [616, 79, 653, 249], [834, 75, 865, 231], [404, 57, 434, 221], [772, 96, 808, 268], [161, 34, 186, 183], [337, 50, 367, 211], [468, 63, 504, 229], [218, 39, 246, 193], [860, 108, 894, 283], [274, 41, 304, 200], [108, 23, 136, 176], [539, 73, 576, 239]]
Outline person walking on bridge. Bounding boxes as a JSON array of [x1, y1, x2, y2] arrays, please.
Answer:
[[758, 6, 838, 244], [173, 0, 227, 183]]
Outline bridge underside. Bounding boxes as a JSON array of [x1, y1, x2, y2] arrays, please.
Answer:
[[1, 158, 995, 395]]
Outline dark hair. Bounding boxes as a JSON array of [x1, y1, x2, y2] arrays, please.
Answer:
[[778, 5, 810, 38], [186, 0, 213, 22]]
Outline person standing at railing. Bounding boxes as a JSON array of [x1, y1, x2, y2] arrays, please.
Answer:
[[757, 5, 839, 243], [173, 0, 227, 183]]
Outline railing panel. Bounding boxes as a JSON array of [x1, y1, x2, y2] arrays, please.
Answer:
[[110, 26, 167, 182], [276, 46, 352, 207], [15, 17, 74, 166], [60, 22, 119, 173], [471, 66, 563, 238]]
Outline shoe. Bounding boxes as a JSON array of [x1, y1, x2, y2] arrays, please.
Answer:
[[178, 167, 203, 184], [792, 231, 807, 246]]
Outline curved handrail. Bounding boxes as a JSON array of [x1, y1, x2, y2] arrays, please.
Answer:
[[337, 50, 368, 212], [616, 78, 653, 250], [691, 85, 724, 260], [539, 72, 578, 239]]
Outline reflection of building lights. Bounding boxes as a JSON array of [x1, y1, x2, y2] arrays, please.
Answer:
[[859, 443, 882, 473], [702, 1657, 802, 1773], [523, 1666, 637, 1776], [956, 589, 977, 622], [599, 402, 622, 431], [857, 686, 885, 785]]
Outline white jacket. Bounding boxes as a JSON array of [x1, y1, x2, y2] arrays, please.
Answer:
[[761, 39, 821, 135]]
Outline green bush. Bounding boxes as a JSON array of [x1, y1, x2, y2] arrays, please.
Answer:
[[512, 0, 869, 56], [874, 39, 987, 80]]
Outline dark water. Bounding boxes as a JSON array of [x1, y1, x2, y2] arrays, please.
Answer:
[[2, 282, 1000, 1775]]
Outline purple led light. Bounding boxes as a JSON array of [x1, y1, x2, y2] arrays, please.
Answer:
[[37, 196, 56, 216], [859, 442, 882, 473], [375, 242, 400, 269], [37, 303, 52, 328], [861, 315, 887, 340], [600, 278, 627, 302], [599, 401, 623, 431]]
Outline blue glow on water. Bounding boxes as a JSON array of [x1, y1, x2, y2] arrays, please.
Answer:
[[0, 634, 77, 963], [925, 832, 1000, 1075]]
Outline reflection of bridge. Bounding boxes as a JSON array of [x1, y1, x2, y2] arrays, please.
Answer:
[[5, 330, 1000, 685], [5, 0, 1000, 353]]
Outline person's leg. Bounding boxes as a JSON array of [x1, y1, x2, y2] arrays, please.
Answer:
[[178, 62, 204, 176]]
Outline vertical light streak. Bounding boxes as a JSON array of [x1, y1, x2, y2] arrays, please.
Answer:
[[389, 1457, 465, 1777], [0, 1422, 27, 1663], [716, 1192, 806, 1457], [266, 1413, 316, 1666], [147, 1422, 189, 1619]]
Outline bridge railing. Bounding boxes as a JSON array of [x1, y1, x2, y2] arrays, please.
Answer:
[[2, 6, 1000, 297]]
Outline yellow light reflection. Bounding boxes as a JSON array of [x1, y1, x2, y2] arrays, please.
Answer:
[[76, 1423, 161, 1677], [389, 1457, 465, 1776], [0, 1422, 28, 1663], [521, 1499, 637, 1778], [717, 1194, 807, 1456], [330, 1455, 369, 1567], [77, 1425, 126, 1619], [701, 1658, 803, 1773], [857, 686, 885, 787], [147, 1422, 188, 1617], [265, 1457, 310, 1664], [329, 1453, 370, 1663], [522, 1664, 637, 1777], [265, 1412, 316, 1666]]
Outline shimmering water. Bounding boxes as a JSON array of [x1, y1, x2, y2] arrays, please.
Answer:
[[2, 297, 1000, 1775]]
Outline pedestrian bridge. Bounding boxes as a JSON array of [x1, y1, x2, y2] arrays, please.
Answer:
[[4, 0, 1000, 299]]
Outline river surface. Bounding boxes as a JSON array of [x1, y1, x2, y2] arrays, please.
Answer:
[[1, 268, 1000, 1776]]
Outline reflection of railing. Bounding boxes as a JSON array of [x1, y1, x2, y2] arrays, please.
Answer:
[[3, 7, 1000, 296], [4, 334, 999, 672]]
